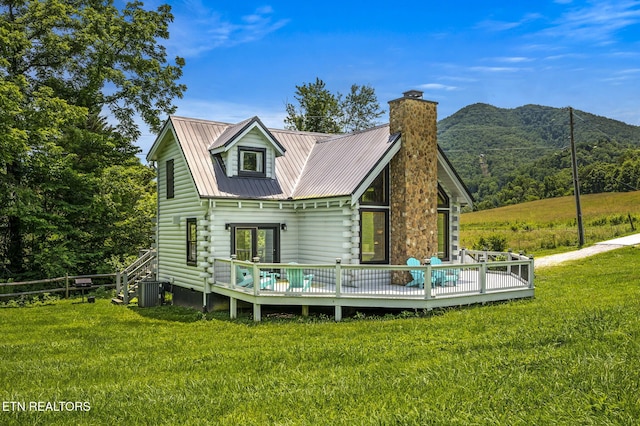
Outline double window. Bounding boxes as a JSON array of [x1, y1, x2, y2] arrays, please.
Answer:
[[238, 147, 266, 177], [360, 167, 389, 264]]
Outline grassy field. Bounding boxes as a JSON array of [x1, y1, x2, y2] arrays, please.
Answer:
[[1, 246, 640, 425], [461, 191, 640, 256]]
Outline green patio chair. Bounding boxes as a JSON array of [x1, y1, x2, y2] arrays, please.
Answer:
[[286, 263, 313, 291]]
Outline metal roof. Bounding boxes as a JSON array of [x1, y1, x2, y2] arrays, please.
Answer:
[[292, 125, 397, 199], [209, 116, 286, 156], [147, 116, 472, 205]]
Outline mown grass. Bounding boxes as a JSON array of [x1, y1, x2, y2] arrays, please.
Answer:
[[461, 191, 640, 256], [2, 246, 640, 425]]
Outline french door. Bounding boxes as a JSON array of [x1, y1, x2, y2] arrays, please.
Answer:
[[232, 225, 280, 263]]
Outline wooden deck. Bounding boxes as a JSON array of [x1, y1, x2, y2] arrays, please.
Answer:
[[211, 252, 534, 321]]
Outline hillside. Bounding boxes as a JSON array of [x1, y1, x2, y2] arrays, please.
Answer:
[[438, 104, 640, 209], [460, 191, 640, 255]]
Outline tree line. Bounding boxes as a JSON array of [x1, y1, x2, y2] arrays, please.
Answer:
[[1, 0, 185, 281]]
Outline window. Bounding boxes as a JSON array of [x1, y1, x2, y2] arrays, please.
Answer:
[[238, 147, 266, 177], [359, 167, 390, 263], [166, 159, 174, 199], [360, 210, 389, 263], [437, 185, 450, 260], [360, 167, 389, 205], [186, 218, 197, 266]]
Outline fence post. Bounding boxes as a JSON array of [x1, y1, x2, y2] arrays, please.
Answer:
[[123, 272, 129, 304], [252, 257, 260, 296], [425, 263, 432, 300], [479, 261, 487, 294], [65, 274, 69, 299], [116, 271, 121, 296], [460, 248, 466, 264], [335, 258, 342, 298], [230, 255, 237, 287], [528, 256, 535, 288]]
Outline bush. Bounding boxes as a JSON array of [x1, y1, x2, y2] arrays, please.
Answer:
[[474, 235, 507, 251]]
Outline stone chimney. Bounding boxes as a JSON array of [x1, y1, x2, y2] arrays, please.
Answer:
[[388, 90, 439, 270]]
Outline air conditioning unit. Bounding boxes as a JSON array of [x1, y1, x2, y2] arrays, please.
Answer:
[[138, 280, 161, 307]]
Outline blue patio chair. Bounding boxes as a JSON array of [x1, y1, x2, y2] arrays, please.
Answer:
[[235, 266, 254, 287], [406, 257, 425, 287], [430, 256, 458, 286], [259, 271, 279, 290], [286, 263, 313, 291], [406, 257, 448, 288]]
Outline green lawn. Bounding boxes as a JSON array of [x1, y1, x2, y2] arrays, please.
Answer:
[[2, 247, 640, 425]]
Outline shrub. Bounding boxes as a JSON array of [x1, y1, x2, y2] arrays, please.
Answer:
[[474, 235, 507, 251]]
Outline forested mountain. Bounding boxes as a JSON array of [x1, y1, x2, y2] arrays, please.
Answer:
[[438, 104, 640, 210]]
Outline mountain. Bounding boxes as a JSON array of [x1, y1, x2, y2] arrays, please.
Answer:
[[437, 104, 640, 209]]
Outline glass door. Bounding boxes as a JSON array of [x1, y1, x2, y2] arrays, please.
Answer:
[[233, 225, 279, 263]]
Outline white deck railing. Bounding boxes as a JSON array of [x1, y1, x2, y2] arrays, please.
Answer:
[[212, 252, 534, 299]]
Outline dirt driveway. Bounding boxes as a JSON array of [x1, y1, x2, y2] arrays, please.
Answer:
[[535, 233, 640, 268]]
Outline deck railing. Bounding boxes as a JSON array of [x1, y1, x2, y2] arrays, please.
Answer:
[[212, 251, 534, 299]]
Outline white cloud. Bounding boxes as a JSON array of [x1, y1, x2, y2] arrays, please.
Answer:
[[469, 66, 524, 73], [494, 56, 534, 63], [541, 0, 640, 43], [418, 83, 459, 91], [475, 13, 543, 32], [167, 4, 289, 57]]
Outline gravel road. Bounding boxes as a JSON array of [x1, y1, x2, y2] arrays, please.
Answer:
[[534, 233, 640, 268]]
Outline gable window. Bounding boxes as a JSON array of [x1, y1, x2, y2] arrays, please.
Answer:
[[360, 167, 390, 264], [238, 147, 266, 177], [186, 218, 197, 266], [360, 166, 389, 205], [166, 159, 174, 199]]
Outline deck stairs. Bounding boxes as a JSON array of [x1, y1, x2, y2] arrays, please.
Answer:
[[111, 249, 156, 305]]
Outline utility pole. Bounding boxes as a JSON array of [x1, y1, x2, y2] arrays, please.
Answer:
[[569, 107, 585, 247]]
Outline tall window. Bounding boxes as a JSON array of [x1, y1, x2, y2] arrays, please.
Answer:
[[437, 185, 450, 260], [360, 167, 389, 263], [186, 218, 197, 266], [360, 210, 389, 263], [166, 159, 174, 199], [238, 147, 266, 177]]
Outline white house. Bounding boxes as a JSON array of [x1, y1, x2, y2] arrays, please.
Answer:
[[146, 91, 474, 309]]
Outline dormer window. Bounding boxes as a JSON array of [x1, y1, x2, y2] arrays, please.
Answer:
[[238, 146, 266, 177]]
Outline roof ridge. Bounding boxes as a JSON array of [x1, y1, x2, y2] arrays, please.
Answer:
[[315, 123, 390, 144]]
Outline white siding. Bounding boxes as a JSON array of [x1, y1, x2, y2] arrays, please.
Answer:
[[206, 200, 297, 263], [156, 136, 208, 290], [202, 198, 354, 266], [295, 201, 354, 264]]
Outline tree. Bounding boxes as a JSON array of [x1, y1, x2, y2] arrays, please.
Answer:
[[284, 78, 384, 133], [340, 84, 385, 132], [1, 0, 185, 279], [284, 78, 341, 133]]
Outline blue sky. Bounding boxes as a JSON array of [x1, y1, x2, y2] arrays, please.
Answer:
[[137, 0, 640, 154]]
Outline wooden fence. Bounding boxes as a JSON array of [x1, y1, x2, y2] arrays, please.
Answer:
[[0, 274, 116, 299]]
